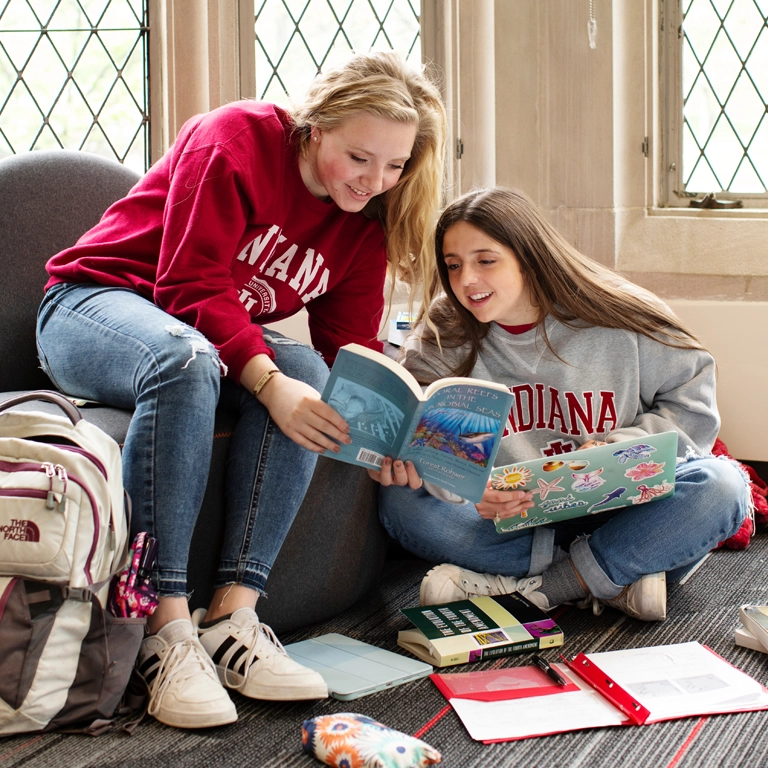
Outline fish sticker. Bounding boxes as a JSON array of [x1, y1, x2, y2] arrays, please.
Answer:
[[587, 487, 627, 514]]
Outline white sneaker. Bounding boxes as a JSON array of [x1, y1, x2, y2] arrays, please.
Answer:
[[419, 564, 551, 611], [595, 572, 667, 621], [137, 618, 237, 729], [192, 607, 329, 701]]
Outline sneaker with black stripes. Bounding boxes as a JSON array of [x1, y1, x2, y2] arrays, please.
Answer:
[[192, 607, 328, 701], [137, 618, 237, 729]]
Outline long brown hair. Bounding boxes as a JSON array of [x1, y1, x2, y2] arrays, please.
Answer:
[[419, 186, 703, 377], [290, 52, 447, 296]]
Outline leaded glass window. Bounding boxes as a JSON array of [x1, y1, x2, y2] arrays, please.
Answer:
[[255, 0, 421, 105], [0, 0, 149, 173], [665, 0, 768, 205]]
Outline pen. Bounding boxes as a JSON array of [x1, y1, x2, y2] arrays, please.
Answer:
[[532, 654, 568, 686]]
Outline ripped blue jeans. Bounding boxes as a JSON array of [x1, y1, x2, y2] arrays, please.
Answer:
[[36, 283, 328, 597]]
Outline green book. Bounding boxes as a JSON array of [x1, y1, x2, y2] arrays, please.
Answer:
[[398, 593, 564, 668]]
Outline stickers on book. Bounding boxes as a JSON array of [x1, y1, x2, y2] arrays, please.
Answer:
[[492, 465, 534, 490], [491, 433, 678, 533], [628, 480, 674, 505], [624, 461, 666, 482], [587, 487, 628, 514], [571, 468, 605, 492], [612, 443, 657, 464]]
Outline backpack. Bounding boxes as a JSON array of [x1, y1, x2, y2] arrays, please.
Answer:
[[0, 390, 144, 735]]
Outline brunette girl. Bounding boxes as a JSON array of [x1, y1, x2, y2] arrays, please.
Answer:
[[376, 186, 747, 623]]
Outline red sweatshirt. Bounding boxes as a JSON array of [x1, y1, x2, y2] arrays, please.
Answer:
[[45, 101, 387, 381]]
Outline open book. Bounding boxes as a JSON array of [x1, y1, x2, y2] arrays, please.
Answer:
[[489, 432, 678, 532], [321, 344, 513, 503], [438, 642, 768, 742]]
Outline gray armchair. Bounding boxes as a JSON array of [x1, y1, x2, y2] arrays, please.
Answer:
[[0, 149, 388, 632]]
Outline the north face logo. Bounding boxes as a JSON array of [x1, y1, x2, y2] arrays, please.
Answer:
[[1, 519, 40, 542]]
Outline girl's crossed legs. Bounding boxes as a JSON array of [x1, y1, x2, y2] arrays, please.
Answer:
[[379, 456, 748, 618]]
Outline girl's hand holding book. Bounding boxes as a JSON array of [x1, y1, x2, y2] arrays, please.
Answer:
[[258, 373, 352, 454], [368, 457, 423, 489]]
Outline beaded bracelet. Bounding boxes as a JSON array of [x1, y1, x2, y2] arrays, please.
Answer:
[[252, 368, 280, 397]]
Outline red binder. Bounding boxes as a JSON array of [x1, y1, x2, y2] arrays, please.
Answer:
[[563, 652, 651, 725], [432, 642, 768, 743]]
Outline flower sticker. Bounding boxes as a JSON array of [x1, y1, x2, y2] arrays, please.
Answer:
[[624, 461, 665, 482], [493, 466, 534, 490]]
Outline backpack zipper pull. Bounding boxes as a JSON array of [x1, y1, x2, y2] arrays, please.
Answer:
[[42, 462, 56, 509], [54, 465, 68, 513]]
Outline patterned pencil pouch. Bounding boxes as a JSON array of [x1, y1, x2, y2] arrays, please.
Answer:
[[302, 713, 442, 767]]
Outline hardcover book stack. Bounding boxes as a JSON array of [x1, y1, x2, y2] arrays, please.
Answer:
[[398, 593, 563, 668]]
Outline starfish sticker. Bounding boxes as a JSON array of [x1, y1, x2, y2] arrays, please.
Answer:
[[531, 476, 565, 500]]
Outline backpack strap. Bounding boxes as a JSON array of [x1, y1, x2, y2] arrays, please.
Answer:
[[0, 390, 83, 425]]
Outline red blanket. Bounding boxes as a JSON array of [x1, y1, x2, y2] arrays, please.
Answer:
[[713, 437, 768, 550]]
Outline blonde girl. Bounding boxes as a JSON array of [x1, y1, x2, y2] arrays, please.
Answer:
[[37, 52, 446, 729]]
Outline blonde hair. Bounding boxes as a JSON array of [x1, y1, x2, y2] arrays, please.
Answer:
[[290, 52, 447, 296], [420, 186, 703, 377]]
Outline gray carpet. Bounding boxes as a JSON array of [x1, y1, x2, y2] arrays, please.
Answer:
[[2, 531, 768, 768]]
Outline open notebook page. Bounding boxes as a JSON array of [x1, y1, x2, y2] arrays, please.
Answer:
[[585, 641, 768, 722]]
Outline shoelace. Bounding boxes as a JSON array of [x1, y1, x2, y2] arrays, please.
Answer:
[[222, 617, 287, 692], [147, 638, 218, 717], [460, 573, 517, 597], [575, 593, 604, 616]]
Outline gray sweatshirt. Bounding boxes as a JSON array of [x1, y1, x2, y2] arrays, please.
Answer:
[[401, 316, 719, 469]]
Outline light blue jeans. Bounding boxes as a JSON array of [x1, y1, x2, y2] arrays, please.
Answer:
[[37, 283, 328, 597], [379, 456, 749, 599]]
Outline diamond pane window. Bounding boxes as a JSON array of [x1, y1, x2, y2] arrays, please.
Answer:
[[0, 0, 149, 173], [681, 0, 768, 195], [255, 0, 420, 106]]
